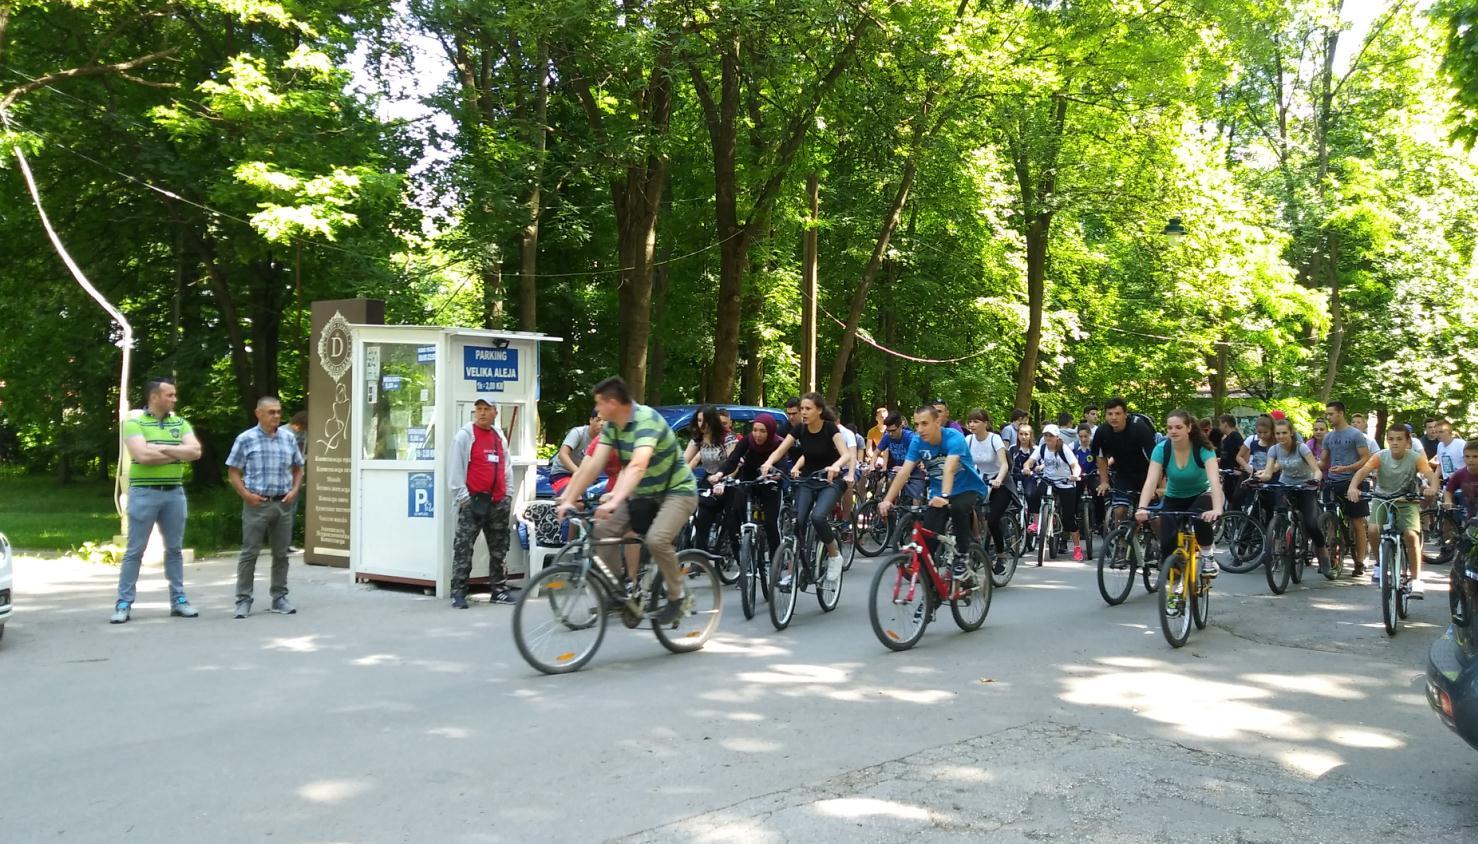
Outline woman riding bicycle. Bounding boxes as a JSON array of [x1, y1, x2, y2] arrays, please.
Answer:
[[1023, 424, 1084, 561], [709, 412, 783, 572], [685, 405, 738, 555], [758, 392, 856, 588], [966, 409, 1012, 568], [1253, 418, 1331, 574], [1136, 410, 1225, 578]]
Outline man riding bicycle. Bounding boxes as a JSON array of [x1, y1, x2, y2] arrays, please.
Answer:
[[1347, 423, 1439, 597], [556, 376, 698, 625], [1092, 397, 1158, 512], [878, 405, 989, 582]]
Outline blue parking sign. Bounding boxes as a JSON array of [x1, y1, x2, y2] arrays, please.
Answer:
[[408, 472, 435, 518]]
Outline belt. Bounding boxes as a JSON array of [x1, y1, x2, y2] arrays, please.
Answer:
[[132, 484, 182, 491], [252, 493, 289, 501]]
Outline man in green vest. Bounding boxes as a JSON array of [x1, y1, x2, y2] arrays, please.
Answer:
[[112, 377, 203, 624]]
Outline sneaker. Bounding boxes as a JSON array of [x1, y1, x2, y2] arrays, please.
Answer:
[[1352, 562, 1366, 579], [110, 601, 131, 624], [952, 560, 969, 582], [655, 593, 687, 626], [912, 601, 926, 626], [270, 596, 297, 615], [1072, 545, 1085, 562], [1028, 518, 1039, 534], [825, 554, 843, 585], [234, 599, 252, 619], [778, 571, 793, 592], [451, 593, 468, 609], [993, 555, 1007, 576], [1410, 578, 1426, 599], [490, 588, 517, 605], [1370, 564, 1381, 584], [170, 597, 199, 618], [1201, 559, 1219, 578], [1315, 547, 1331, 577]]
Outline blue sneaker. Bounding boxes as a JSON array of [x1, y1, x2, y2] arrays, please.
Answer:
[[110, 601, 131, 624]]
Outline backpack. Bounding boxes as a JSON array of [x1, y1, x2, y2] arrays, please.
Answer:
[[1158, 440, 1205, 470], [1127, 412, 1155, 435]]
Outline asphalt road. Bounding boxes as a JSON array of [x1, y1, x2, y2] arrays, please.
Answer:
[[2, 543, 1474, 843]]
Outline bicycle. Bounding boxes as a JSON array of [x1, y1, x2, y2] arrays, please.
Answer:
[[511, 511, 723, 674], [731, 476, 780, 621], [769, 472, 848, 630], [682, 484, 741, 585], [852, 469, 917, 557], [976, 483, 1023, 588], [1032, 476, 1069, 567], [1316, 484, 1355, 580], [1251, 480, 1320, 595], [1421, 498, 1463, 566], [1097, 489, 1162, 605], [1366, 490, 1425, 637], [1449, 514, 1477, 626], [868, 504, 991, 651], [1155, 509, 1219, 648], [1216, 470, 1268, 573], [1078, 479, 1101, 559]]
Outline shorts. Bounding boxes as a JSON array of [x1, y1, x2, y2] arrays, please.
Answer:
[[1327, 479, 1369, 519], [1370, 499, 1420, 533]]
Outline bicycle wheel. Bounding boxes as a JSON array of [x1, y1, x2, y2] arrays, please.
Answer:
[[652, 550, 722, 653], [1035, 501, 1051, 567], [1380, 538, 1399, 637], [817, 537, 843, 613], [738, 531, 757, 621], [951, 545, 992, 631], [841, 518, 860, 572], [768, 539, 799, 630], [1397, 561, 1411, 621], [1080, 494, 1095, 559], [869, 553, 930, 651], [711, 529, 740, 585], [854, 500, 888, 556], [1192, 576, 1210, 630], [1322, 512, 1344, 580], [512, 564, 609, 675], [1218, 512, 1266, 573], [757, 535, 772, 603], [1265, 515, 1291, 595], [1097, 525, 1136, 606], [993, 517, 1020, 588], [1289, 522, 1307, 585], [1141, 530, 1161, 594], [1048, 503, 1063, 560], [1006, 511, 1027, 559], [1157, 550, 1193, 648]]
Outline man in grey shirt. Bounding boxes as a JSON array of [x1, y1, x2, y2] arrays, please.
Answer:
[[549, 410, 601, 494], [1321, 401, 1373, 577]]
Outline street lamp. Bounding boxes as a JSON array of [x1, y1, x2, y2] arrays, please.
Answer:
[[1163, 217, 1188, 240]]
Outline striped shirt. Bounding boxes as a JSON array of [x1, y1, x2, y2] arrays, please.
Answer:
[[225, 425, 304, 496], [599, 403, 696, 498], [123, 412, 193, 487]]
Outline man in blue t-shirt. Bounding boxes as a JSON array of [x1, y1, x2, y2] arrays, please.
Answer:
[[874, 412, 926, 500], [878, 405, 987, 581]]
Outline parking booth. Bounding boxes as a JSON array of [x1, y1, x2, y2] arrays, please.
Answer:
[[348, 325, 561, 596]]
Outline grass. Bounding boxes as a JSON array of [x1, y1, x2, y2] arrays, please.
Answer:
[[0, 470, 264, 554]]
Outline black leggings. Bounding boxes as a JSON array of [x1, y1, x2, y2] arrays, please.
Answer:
[[982, 484, 1011, 553], [692, 488, 730, 552], [726, 484, 782, 563], [794, 477, 846, 545], [1272, 488, 1327, 549], [1159, 494, 1214, 552], [1030, 483, 1080, 534], [923, 491, 979, 562]]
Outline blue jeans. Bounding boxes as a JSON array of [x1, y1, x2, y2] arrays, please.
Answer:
[[116, 486, 188, 604]]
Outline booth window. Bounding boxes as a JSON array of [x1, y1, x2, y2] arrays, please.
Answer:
[[363, 343, 437, 461]]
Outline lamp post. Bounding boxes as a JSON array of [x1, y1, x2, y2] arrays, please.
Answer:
[[1163, 217, 1187, 240]]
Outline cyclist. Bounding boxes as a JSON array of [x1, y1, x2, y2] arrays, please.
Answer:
[[1136, 409, 1225, 578], [1082, 405, 1100, 433], [555, 376, 698, 625], [878, 405, 988, 581], [1255, 418, 1331, 574], [1420, 418, 1441, 463], [1435, 420, 1468, 482], [1352, 412, 1381, 452], [1215, 414, 1245, 506], [966, 409, 1012, 568], [685, 405, 738, 555], [1009, 422, 1039, 551], [709, 412, 783, 572], [1024, 423, 1084, 561], [1347, 423, 1439, 596], [876, 412, 926, 501], [1322, 401, 1374, 577], [1308, 418, 1328, 463], [1092, 397, 1158, 509], [1075, 423, 1104, 541], [1002, 408, 1028, 449], [930, 398, 966, 434], [866, 406, 889, 457], [1236, 414, 1277, 516], [758, 392, 855, 588], [1441, 441, 1478, 519]]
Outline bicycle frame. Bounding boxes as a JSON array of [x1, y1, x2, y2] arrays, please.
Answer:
[[891, 507, 967, 604]]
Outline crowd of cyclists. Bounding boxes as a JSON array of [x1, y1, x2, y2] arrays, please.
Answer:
[[528, 376, 1475, 668]]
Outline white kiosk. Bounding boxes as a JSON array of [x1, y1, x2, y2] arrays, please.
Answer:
[[347, 325, 561, 596]]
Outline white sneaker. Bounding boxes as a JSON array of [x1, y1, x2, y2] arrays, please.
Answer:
[[825, 554, 843, 585], [1371, 565, 1381, 584], [1410, 578, 1426, 599]]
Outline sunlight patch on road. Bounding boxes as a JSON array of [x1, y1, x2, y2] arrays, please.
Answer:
[[720, 737, 781, 753], [351, 653, 401, 666], [426, 726, 471, 739], [879, 688, 954, 704], [1060, 670, 1314, 741], [1242, 673, 1368, 700], [925, 764, 994, 783], [298, 778, 370, 804], [702, 636, 791, 657], [264, 635, 322, 653], [815, 797, 931, 822], [1326, 727, 1403, 749], [1280, 748, 1344, 777], [737, 664, 849, 684]]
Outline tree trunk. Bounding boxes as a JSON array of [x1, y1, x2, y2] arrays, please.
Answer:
[[800, 173, 820, 393], [613, 156, 669, 402], [1319, 236, 1344, 402], [1013, 212, 1051, 411], [739, 250, 767, 406], [519, 41, 549, 332], [482, 259, 504, 329], [248, 263, 281, 406], [1210, 345, 1228, 417], [647, 240, 674, 403]]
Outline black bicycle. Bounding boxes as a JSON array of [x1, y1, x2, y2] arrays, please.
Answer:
[[1217, 469, 1269, 573], [1365, 490, 1426, 637], [732, 476, 780, 621], [1097, 490, 1162, 605], [1251, 480, 1319, 595], [977, 482, 1024, 588], [770, 472, 848, 630]]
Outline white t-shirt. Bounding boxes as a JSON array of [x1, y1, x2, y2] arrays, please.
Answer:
[[1436, 437, 1468, 479], [549, 425, 591, 478], [967, 432, 1006, 481], [1033, 441, 1080, 489]]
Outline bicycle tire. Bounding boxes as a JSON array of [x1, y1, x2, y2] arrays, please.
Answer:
[[1141, 529, 1161, 594], [738, 531, 757, 621], [854, 500, 888, 556], [712, 528, 740, 585], [1035, 499, 1052, 567], [1158, 550, 1193, 648], [1217, 511, 1266, 573], [1289, 520, 1307, 585], [652, 551, 722, 653], [768, 539, 799, 630], [512, 564, 609, 675], [817, 537, 843, 613], [869, 553, 930, 651], [841, 518, 859, 572], [1192, 574, 1210, 630], [951, 545, 992, 631], [1322, 511, 1344, 580], [1380, 538, 1399, 636], [1266, 514, 1291, 595], [757, 534, 772, 603], [1097, 525, 1136, 606], [993, 517, 1020, 587]]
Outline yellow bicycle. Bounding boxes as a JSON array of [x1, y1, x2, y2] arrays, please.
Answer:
[[1155, 510, 1216, 648]]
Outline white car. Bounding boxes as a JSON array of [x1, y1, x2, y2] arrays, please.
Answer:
[[0, 532, 12, 641]]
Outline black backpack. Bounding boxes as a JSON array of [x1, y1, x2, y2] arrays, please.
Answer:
[[1158, 440, 1205, 470]]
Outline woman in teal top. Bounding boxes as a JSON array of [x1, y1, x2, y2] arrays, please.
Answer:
[[1136, 409, 1226, 577]]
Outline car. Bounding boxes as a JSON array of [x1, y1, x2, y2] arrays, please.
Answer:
[[0, 531, 13, 642], [1427, 531, 1478, 750]]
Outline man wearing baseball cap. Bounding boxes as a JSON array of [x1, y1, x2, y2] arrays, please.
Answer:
[[448, 398, 514, 608]]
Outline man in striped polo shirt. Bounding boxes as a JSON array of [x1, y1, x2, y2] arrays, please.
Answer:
[[112, 377, 203, 624], [555, 376, 698, 625]]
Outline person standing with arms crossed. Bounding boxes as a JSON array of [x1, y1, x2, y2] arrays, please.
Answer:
[[226, 396, 304, 618], [111, 377, 204, 624], [449, 399, 515, 608]]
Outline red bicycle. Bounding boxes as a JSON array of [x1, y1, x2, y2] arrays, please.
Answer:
[[868, 504, 992, 651]]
